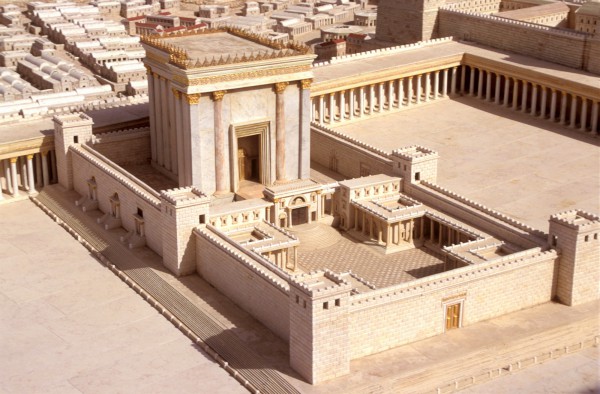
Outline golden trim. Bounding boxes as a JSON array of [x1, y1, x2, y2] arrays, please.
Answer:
[[26, 154, 34, 160], [300, 78, 312, 90], [185, 93, 200, 104], [212, 90, 226, 101], [173, 65, 310, 86], [274, 82, 288, 94], [9, 157, 17, 163], [172, 88, 181, 99]]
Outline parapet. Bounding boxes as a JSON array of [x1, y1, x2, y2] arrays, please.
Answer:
[[550, 210, 600, 230], [290, 269, 353, 298], [391, 145, 439, 162], [53, 112, 93, 127], [160, 186, 210, 207]]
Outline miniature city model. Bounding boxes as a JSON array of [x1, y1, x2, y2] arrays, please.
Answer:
[[0, 0, 599, 390]]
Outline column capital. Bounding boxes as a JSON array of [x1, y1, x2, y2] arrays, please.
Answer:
[[144, 64, 152, 74], [26, 154, 34, 160], [339, 89, 346, 94], [300, 79, 312, 90], [274, 82, 289, 94], [9, 157, 17, 164], [212, 90, 227, 101], [171, 88, 181, 99], [41, 150, 49, 157], [184, 93, 200, 104]]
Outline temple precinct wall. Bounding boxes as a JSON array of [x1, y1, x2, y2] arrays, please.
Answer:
[[91, 128, 151, 166], [311, 123, 393, 179], [438, 9, 596, 72], [70, 145, 164, 254], [195, 227, 291, 341], [348, 248, 558, 359]]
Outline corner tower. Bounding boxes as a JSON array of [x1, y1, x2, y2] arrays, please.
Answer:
[[53, 113, 93, 190], [375, 0, 446, 44]]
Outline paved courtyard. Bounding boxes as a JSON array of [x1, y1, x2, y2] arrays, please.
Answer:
[[334, 96, 600, 230], [292, 222, 445, 288], [0, 200, 244, 394]]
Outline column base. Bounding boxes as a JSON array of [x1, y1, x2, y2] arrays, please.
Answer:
[[211, 191, 235, 205]]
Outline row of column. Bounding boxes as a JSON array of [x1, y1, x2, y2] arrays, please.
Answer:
[[0, 150, 56, 201], [463, 65, 599, 135], [352, 207, 417, 247], [148, 70, 179, 176], [313, 67, 459, 124]]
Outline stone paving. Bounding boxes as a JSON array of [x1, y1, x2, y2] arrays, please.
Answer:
[[0, 199, 245, 394], [334, 96, 600, 230], [292, 222, 445, 288]]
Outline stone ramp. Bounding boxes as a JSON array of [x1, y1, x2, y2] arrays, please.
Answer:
[[33, 188, 300, 394]]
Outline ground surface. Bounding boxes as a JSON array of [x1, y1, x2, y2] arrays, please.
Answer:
[[0, 200, 245, 394], [334, 96, 600, 230], [292, 222, 445, 287]]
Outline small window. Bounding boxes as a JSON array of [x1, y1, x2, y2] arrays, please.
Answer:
[[199, 214, 206, 224], [303, 300, 307, 308], [73, 135, 79, 143], [323, 302, 329, 310], [584, 235, 589, 242], [335, 299, 341, 307], [552, 235, 558, 247], [295, 295, 299, 304], [415, 172, 421, 181], [594, 233, 598, 240], [137, 208, 143, 218]]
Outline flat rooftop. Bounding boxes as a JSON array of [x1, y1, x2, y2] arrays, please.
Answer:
[[333, 96, 600, 230], [163, 32, 274, 60]]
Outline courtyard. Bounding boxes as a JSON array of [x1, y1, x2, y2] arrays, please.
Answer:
[[333, 96, 600, 230]]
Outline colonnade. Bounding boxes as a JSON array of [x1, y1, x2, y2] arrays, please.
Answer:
[[312, 66, 459, 124], [461, 65, 599, 135], [0, 150, 57, 201]]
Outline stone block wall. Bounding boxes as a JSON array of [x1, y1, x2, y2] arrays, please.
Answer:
[[70, 147, 163, 255], [195, 229, 291, 341], [311, 125, 393, 179], [586, 37, 600, 75], [91, 128, 151, 166], [348, 249, 557, 359], [438, 9, 590, 71]]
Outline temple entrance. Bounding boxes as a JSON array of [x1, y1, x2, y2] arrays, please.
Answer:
[[291, 206, 309, 226], [445, 303, 461, 331], [237, 134, 260, 182]]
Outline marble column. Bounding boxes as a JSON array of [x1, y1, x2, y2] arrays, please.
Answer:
[[570, 95, 577, 128], [328, 92, 335, 123], [35, 153, 42, 188], [161, 76, 171, 169], [530, 84, 538, 116], [359, 86, 365, 116], [512, 79, 519, 110], [318, 95, 324, 123], [387, 80, 394, 108], [494, 74, 501, 104], [146, 67, 157, 163], [378, 83, 384, 112], [442, 69, 449, 97], [368, 84, 374, 114], [4, 159, 12, 194], [469, 68, 476, 96], [339, 90, 345, 120], [41, 151, 49, 186], [168, 84, 177, 174], [425, 72, 431, 102], [275, 82, 288, 182], [213, 90, 227, 194], [20, 156, 27, 190], [503, 77, 511, 107], [451, 67, 457, 95], [299, 79, 312, 179], [477, 69, 484, 99], [349, 89, 355, 120], [10, 157, 18, 197], [434, 70, 440, 99], [550, 89, 557, 121], [397, 78, 404, 107], [154, 74, 164, 166], [460, 66, 466, 93], [539, 87, 547, 119], [486, 71, 492, 101], [560, 91, 567, 124], [173, 89, 185, 185], [591, 101, 598, 135], [26, 155, 35, 195], [407, 76, 413, 106], [521, 81, 528, 113], [416, 75, 422, 104], [183, 93, 200, 186], [580, 99, 588, 132]]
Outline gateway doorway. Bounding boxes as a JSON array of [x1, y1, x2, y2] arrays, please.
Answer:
[[291, 206, 309, 226], [237, 134, 260, 182]]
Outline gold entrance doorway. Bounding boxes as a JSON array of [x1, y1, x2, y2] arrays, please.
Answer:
[[445, 303, 461, 330], [230, 121, 272, 193]]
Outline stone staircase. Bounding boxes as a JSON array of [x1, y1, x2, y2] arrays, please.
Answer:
[[32, 188, 300, 394]]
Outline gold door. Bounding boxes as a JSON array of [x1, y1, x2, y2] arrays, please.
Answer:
[[445, 303, 461, 330]]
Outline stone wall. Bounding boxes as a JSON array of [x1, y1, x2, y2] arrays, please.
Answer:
[[70, 145, 163, 255], [348, 248, 558, 359], [91, 128, 151, 166], [586, 37, 600, 75], [438, 9, 591, 71], [195, 228, 291, 341], [311, 123, 393, 179]]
